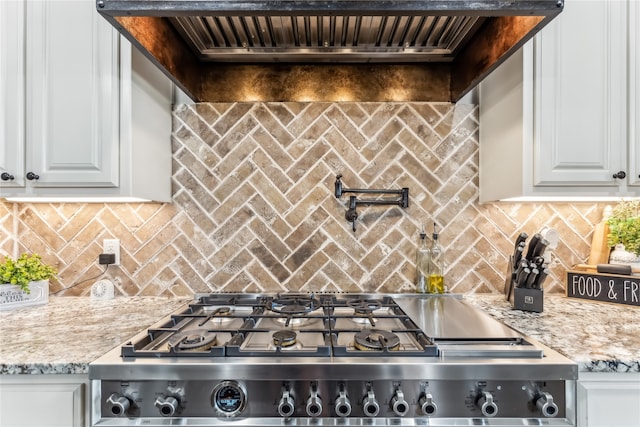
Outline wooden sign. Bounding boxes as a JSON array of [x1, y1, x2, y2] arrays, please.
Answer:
[[566, 271, 640, 307]]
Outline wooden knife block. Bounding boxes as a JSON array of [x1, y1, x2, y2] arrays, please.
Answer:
[[504, 255, 544, 313]]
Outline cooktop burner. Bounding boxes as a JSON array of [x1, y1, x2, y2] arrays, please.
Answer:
[[120, 293, 438, 358], [197, 306, 232, 326], [167, 329, 217, 351], [354, 329, 401, 351], [270, 295, 320, 315], [272, 330, 297, 347], [348, 299, 382, 314]]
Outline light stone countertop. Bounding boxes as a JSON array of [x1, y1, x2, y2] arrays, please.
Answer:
[[0, 296, 189, 375], [463, 294, 640, 373], [0, 294, 638, 375]]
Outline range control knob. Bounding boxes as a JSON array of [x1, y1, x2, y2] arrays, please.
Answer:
[[535, 392, 559, 418], [154, 395, 179, 417], [334, 387, 352, 417], [306, 389, 323, 417], [476, 391, 498, 417], [391, 389, 409, 416], [362, 390, 380, 417], [278, 390, 295, 418], [106, 393, 131, 417], [418, 393, 437, 416]]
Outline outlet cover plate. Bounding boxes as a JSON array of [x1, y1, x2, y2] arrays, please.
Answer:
[[103, 239, 120, 265]]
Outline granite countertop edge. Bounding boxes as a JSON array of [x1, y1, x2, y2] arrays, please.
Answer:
[[463, 294, 640, 375], [0, 294, 639, 376]]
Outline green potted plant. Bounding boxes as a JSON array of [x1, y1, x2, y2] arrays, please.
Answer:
[[606, 200, 640, 265], [0, 253, 57, 310]]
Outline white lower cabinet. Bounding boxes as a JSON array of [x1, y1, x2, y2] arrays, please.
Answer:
[[577, 372, 640, 427], [0, 374, 89, 427]]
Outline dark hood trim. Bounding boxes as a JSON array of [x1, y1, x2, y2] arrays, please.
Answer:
[[96, 0, 563, 102]]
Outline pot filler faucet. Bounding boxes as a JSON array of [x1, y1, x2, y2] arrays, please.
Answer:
[[334, 175, 409, 232]]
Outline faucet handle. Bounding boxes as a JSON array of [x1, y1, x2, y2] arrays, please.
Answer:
[[335, 175, 343, 198], [346, 196, 358, 232]]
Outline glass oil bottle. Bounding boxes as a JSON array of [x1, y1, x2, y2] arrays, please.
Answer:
[[428, 223, 445, 294], [415, 226, 430, 293]]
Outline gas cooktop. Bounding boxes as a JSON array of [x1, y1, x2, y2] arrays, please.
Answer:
[[121, 293, 438, 358]]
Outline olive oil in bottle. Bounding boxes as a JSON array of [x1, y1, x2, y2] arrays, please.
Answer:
[[428, 223, 445, 294], [415, 226, 430, 293]]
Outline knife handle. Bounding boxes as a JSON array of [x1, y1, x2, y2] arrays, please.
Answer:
[[525, 268, 539, 288], [534, 268, 550, 289], [516, 267, 530, 288], [525, 233, 541, 260], [513, 245, 525, 265], [532, 238, 549, 259], [515, 232, 528, 248], [514, 258, 527, 278]]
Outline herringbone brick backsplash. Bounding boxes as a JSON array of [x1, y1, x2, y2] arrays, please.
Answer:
[[1, 102, 605, 296]]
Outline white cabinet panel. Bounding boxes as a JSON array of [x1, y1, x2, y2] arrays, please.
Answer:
[[0, 374, 88, 427], [577, 372, 640, 427], [630, 0, 640, 187], [0, 0, 25, 188], [25, 0, 119, 187], [479, 0, 639, 201], [0, 0, 172, 202], [534, 0, 626, 186]]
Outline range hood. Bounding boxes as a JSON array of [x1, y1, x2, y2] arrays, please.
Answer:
[[96, 0, 563, 102]]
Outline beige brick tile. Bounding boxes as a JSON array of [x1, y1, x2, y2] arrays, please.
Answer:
[[212, 103, 254, 136], [249, 239, 290, 282], [251, 147, 293, 193], [252, 104, 295, 146], [3, 102, 607, 295]]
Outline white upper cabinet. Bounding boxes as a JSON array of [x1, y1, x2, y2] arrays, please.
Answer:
[[631, 0, 640, 188], [534, 0, 626, 187], [0, 0, 172, 202], [479, 0, 640, 201], [26, 0, 120, 188], [0, 0, 25, 188]]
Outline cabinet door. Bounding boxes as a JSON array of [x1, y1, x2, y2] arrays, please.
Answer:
[[25, 0, 120, 187], [533, 0, 627, 187], [0, 376, 87, 427], [577, 373, 640, 427], [630, 0, 640, 187], [0, 0, 25, 188]]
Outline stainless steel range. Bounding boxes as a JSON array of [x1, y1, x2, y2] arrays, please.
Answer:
[[89, 293, 577, 426]]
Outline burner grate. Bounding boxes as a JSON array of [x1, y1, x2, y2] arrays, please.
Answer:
[[120, 294, 438, 358]]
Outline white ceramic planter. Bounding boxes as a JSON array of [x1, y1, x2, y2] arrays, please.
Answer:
[[609, 244, 640, 269], [0, 279, 49, 311]]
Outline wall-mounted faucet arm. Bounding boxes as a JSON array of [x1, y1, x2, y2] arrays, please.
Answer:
[[335, 175, 407, 199], [335, 175, 409, 232]]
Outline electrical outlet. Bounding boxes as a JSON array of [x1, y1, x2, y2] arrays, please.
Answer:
[[103, 239, 120, 266]]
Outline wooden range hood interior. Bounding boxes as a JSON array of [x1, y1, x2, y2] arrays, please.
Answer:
[[96, 0, 563, 102]]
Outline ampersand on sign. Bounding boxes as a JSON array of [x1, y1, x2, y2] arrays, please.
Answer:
[[608, 280, 618, 300]]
